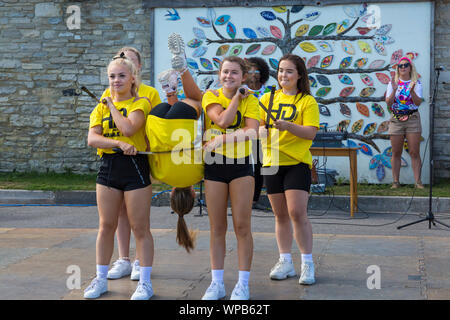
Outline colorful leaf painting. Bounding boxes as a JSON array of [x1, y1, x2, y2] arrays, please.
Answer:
[[308, 25, 324, 36], [340, 103, 351, 118], [341, 41, 355, 55], [359, 143, 373, 156], [375, 73, 390, 84], [261, 44, 277, 55], [306, 55, 320, 69], [212, 57, 222, 69], [383, 146, 392, 157], [270, 25, 283, 39], [308, 75, 317, 88], [245, 44, 261, 55], [192, 46, 208, 57], [380, 154, 392, 168], [291, 5, 305, 13], [229, 45, 243, 56], [320, 55, 333, 68], [315, 87, 331, 97], [351, 119, 364, 133], [338, 119, 351, 132], [360, 87, 376, 97], [272, 6, 287, 13], [369, 59, 385, 69], [406, 52, 419, 60], [196, 17, 212, 27], [357, 40, 372, 53], [376, 24, 392, 35], [360, 74, 374, 86], [256, 26, 271, 37], [390, 49, 403, 65], [304, 11, 321, 21], [336, 19, 350, 34], [369, 154, 382, 169], [186, 58, 199, 70], [323, 22, 337, 35], [356, 27, 372, 35], [200, 57, 213, 70], [319, 104, 331, 116], [299, 42, 317, 53], [318, 41, 333, 52], [339, 56, 352, 69], [193, 27, 206, 40], [187, 38, 202, 48], [375, 34, 395, 45], [226, 22, 236, 39], [339, 86, 355, 97], [243, 28, 257, 39], [347, 140, 360, 153], [374, 41, 387, 56], [316, 75, 331, 86], [363, 122, 377, 135], [354, 58, 368, 68], [377, 120, 389, 133], [269, 58, 279, 70], [260, 11, 276, 21], [356, 102, 370, 117], [295, 24, 309, 37], [215, 15, 230, 25], [376, 164, 385, 181], [338, 74, 353, 85], [371, 103, 385, 117], [216, 45, 230, 56]]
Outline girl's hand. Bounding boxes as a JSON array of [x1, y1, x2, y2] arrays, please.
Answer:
[[203, 135, 224, 153], [236, 86, 250, 99], [273, 120, 291, 131], [103, 96, 115, 109], [118, 141, 137, 155], [391, 77, 398, 92]]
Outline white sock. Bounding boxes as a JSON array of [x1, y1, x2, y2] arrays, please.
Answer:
[[140, 266, 152, 284], [280, 253, 292, 263], [211, 269, 224, 284], [301, 254, 313, 263], [96, 265, 109, 279], [238, 271, 250, 286]]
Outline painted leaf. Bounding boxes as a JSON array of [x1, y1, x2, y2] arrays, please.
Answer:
[[339, 86, 355, 97], [260, 11, 276, 21], [316, 75, 331, 86], [338, 74, 353, 85], [369, 59, 385, 69], [338, 119, 351, 132], [261, 44, 277, 55], [245, 44, 261, 55], [192, 46, 208, 57], [356, 102, 370, 117], [371, 103, 385, 117], [187, 38, 202, 48], [196, 16, 212, 27], [359, 87, 376, 97], [269, 58, 279, 70], [351, 119, 364, 133], [319, 104, 331, 116], [340, 103, 351, 118], [295, 24, 309, 37], [315, 87, 331, 97], [306, 55, 320, 68], [359, 143, 373, 156], [216, 45, 230, 56], [308, 75, 317, 88], [360, 74, 374, 86], [320, 55, 333, 68], [318, 41, 333, 52], [243, 28, 257, 39], [299, 42, 317, 53], [357, 40, 372, 53], [192, 27, 206, 40], [308, 25, 324, 36], [376, 164, 385, 181], [200, 57, 213, 70], [339, 56, 352, 69], [323, 22, 337, 35], [363, 122, 377, 135], [229, 45, 243, 56], [256, 26, 271, 37], [377, 120, 389, 133], [226, 22, 236, 39], [270, 25, 283, 39], [215, 15, 230, 25]]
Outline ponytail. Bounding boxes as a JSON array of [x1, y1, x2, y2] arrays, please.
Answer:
[[170, 187, 198, 253]]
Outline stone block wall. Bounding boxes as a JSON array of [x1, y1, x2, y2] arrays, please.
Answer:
[[0, 0, 449, 180]]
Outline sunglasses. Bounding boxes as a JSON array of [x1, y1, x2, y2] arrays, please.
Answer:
[[398, 63, 410, 69]]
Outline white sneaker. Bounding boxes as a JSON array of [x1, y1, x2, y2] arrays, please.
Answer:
[[131, 281, 153, 300], [130, 260, 140, 281], [269, 258, 297, 280], [168, 33, 187, 72], [201, 282, 226, 300], [107, 259, 132, 279], [83, 277, 107, 299], [230, 282, 250, 300], [157, 69, 179, 94], [299, 261, 315, 285]]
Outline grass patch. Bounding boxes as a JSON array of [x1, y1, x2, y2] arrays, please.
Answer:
[[0, 172, 449, 197]]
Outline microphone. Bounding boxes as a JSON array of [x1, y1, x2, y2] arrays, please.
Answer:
[[239, 87, 246, 95], [435, 66, 445, 71]]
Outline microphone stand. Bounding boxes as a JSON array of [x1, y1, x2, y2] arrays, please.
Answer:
[[397, 68, 450, 230]]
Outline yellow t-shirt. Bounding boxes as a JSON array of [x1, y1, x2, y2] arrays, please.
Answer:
[[259, 90, 320, 167], [89, 97, 149, 157], [100, 83, 161, 116], [202, 88, 260, 159], [146, 115, 204, 188]]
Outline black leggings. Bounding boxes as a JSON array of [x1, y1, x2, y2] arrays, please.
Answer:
[[149, 101, 197, 120]]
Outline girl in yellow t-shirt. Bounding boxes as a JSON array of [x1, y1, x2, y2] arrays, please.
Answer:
[[86, 55, 154, 300], [259, 54, 320, 286], [99, 47, 162, 285], [201, 56, 260, 300]]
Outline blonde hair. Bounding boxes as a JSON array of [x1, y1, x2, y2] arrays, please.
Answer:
[[107, 55, 140, 97], [395, 58, 419, 87], [170, 187, 197, 253], [116, 47, 142, 67]]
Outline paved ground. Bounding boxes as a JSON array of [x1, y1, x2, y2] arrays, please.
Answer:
[[1, 204, 450, 301]]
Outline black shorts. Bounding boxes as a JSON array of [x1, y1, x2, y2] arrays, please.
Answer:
[[263, 162, 311, 194], [204, 153, 254, 184], [96, 153, 151, 191], [149, 101, 197, 120]]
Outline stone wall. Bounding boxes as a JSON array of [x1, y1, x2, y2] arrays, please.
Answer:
[[0, 0, 449, 180]]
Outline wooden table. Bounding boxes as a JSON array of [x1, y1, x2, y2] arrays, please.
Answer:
[[310, 147, 358, 217]]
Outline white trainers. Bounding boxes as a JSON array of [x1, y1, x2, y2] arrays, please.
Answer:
[[230, 282, 250, 300], [157, 69, 179, 94], [131, 281, 153, 300], [269, 258, 297, 280], [130, 260, 140, 281], [83, 277, 107, 299], [201, 282, 226, 300], [168, 33, 187, 72], [299, 261, 316, 285], [107, 259, 132, 279]]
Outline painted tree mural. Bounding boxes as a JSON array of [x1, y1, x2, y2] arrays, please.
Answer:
[[170, 4, 422, 182]]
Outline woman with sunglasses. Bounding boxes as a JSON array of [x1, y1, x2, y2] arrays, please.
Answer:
[[386, 56, 424, 189]]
